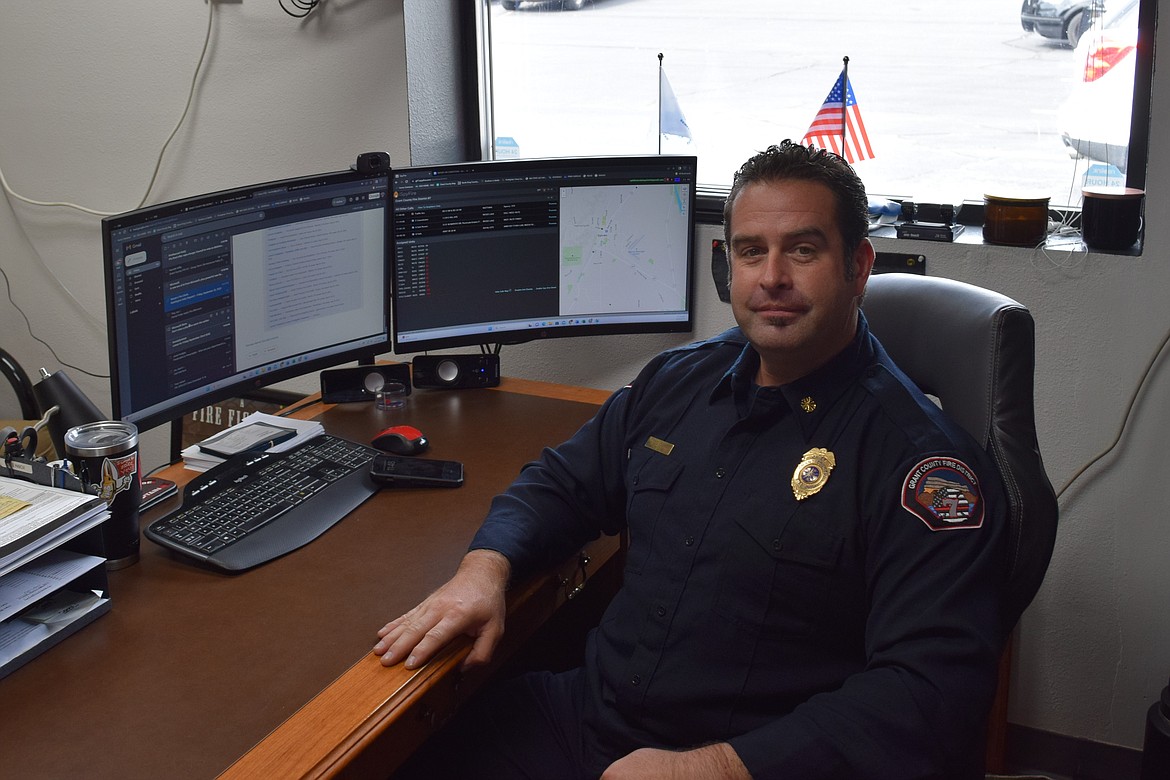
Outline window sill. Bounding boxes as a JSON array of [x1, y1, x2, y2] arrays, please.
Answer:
[[867, 222, 1143, 257], [697, 190, 1143, 258]]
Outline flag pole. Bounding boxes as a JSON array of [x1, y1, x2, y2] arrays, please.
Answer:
[[840, 56, 850, 156], [657, 52, 664, 154]]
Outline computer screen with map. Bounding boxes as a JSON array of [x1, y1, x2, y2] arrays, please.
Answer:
[[390, 155, 696, 353]]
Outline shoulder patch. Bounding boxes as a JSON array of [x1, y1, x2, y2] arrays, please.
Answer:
[[900, 456, 984, 531]]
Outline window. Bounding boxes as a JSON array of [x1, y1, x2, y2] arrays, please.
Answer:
[[478, 0, 1153, 211]]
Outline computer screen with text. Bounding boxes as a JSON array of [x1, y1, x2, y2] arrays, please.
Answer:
[[102, 168, 391, 432]]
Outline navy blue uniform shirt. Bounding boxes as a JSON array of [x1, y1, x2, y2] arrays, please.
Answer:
[[471, 314, 1008, 779]]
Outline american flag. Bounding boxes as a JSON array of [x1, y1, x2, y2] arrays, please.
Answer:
[[802, 71, 874, 163]]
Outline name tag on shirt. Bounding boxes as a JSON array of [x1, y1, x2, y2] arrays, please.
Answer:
[[644, 436, 675, 456]]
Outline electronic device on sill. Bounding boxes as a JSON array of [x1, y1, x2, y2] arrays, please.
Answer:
[[895, 222, 965, 242], [894, 200, 963, 242]]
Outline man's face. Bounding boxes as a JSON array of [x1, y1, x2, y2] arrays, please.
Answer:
[[727, 179, 874, 387]]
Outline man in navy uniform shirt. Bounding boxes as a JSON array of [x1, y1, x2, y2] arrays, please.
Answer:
[[374, 140, 1007, 779]]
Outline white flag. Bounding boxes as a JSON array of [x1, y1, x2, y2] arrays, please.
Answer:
[[659, 69, 691, 141]]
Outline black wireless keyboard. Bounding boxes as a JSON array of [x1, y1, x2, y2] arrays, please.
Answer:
[[145, 434, 380, 572]]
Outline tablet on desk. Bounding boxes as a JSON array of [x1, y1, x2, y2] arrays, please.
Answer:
[[197, 422, 298, 459]]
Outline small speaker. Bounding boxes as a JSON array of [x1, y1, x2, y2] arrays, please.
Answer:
[[412, 354, 500, 390], [320, 364, 411, 403]]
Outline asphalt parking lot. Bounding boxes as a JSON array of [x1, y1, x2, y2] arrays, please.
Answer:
[[489, 0, 1095, 206]]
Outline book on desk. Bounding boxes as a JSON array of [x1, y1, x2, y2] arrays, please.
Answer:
[[0, 475, 111, 679]]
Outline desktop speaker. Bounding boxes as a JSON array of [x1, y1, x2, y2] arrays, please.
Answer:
[[412, 355, 500, 390], [320, 364, 411, 403]]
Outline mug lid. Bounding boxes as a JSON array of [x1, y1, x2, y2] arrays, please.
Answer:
[[984, 193, 1050, 204], [1082, 186, 1145, 199], [64, 421, 138, 456]]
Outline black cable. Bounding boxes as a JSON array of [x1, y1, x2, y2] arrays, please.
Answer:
[[1057, 323, 1170, 499], [0, 263, 108, 379], [276, 396, 323, 418], [279, 0, 320, 18]]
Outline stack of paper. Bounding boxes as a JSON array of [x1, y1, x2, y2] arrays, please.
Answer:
[[0, 478, 108, 571], [0, 476, 111, 674], [181, 412, 324, 472]]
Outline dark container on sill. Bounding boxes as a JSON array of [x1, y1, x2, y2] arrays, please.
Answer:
[[984, 193, 1050, 247], [1082, 186, 1144, 251]]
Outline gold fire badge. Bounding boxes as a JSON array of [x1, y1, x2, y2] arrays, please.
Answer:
[[792, 447, 835, 501]]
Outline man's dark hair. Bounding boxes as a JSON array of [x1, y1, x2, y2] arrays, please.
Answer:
[[722, 140, 869, 279]]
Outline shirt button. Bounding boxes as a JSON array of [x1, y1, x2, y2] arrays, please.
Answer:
[[656, 606, 667, 617], [772, 538, 783, 552], [715, 468, 726, 478], [684, 535, 695, 546], [631, 674, 642, 686]]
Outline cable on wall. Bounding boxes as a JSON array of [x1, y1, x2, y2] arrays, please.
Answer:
[[0, 1, 215, 377], [1056, 323, 1170, 499], [0, 0, 215, 216], [279, 0, 320, 18], [0, 265, 107, 379]]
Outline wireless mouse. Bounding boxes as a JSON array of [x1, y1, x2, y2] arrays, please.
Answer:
[[371, 425, 429, 456]]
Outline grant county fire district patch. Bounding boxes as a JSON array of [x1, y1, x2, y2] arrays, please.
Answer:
[[900, 456, 984, 531]]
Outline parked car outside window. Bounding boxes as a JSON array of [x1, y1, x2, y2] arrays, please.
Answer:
[[1020, 0, 1097, 47], [1057, 0, 1138, 174]]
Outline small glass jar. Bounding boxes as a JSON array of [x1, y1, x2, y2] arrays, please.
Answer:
[[375, 381, 408, 410], [984, 194, 1050, 247]]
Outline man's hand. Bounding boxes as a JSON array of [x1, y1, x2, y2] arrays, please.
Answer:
[[373, 549, 511, 671], [601, 743, 751, 779]]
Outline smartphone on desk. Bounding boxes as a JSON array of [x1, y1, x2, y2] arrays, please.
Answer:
[[370, 454, 464, 488]]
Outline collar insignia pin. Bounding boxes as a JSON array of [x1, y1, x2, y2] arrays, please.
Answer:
[[792, 447, 835, 501], [800, 396, 817, 414]]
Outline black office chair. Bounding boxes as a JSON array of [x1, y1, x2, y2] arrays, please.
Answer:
[[862, 273, 1059, 774], [1, 346, 41, 421], [1, 347, 60, 461]]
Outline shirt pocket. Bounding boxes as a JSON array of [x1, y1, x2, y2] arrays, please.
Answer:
[[713, 511, 844, 639], [624, 452, 684, 575]]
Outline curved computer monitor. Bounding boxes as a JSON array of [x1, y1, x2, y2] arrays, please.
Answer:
[[102, 166, 391, 434], [391, 155, 697, 354]]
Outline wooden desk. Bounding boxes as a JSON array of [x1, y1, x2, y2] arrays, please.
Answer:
[[0, 378, 616, 779]]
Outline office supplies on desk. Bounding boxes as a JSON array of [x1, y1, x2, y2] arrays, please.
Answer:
[[139, 477, 178, 511], [146, 434, 379, 572], [181, 412, 324, 472], [197, 420, 298, 459], [0, 476, 110, 678], [0, 476, 108, 567], [1, 452, 87, 492], [371, 425, 428, 455]]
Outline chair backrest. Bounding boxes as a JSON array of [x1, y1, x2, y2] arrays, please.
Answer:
[[862, 273, 1058, 632]]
